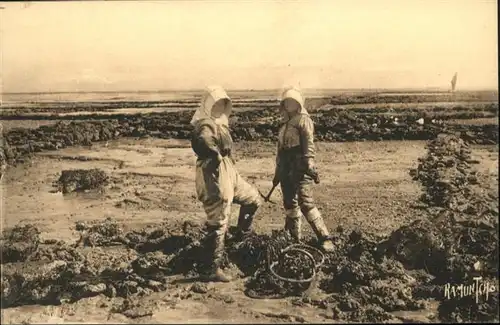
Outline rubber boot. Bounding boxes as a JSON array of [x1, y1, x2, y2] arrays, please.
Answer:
[[202, 225, 232, 282], [284, 208, 302, 242], [303, 207, 335, 252], [236, 203, 259, 241]]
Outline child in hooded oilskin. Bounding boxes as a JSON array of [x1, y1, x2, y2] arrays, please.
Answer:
[[190, 85, 262, 282], [273, 87, 335, 252]]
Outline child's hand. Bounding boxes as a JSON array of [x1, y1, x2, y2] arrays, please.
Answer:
[[307, 169, 320, 184], [305, 158, 320, 184]]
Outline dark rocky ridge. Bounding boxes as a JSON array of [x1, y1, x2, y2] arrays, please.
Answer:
[[1, 105, 498, 169]]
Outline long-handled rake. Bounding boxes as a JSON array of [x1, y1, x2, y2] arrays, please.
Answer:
[[258, 183, 278, 204]]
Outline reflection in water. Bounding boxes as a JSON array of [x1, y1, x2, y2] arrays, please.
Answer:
[[2, 138, 196, 231]]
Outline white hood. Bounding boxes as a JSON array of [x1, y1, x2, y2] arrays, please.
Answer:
[[190, 85, 233, 126], [279, 86, 309, 121]]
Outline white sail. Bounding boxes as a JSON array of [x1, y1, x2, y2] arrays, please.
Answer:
[[451, 72, 458, 92]]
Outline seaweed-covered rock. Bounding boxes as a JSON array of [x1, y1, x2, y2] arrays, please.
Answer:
[[0, 224, 41, 263], [57, 168, 109, 194], [2, 100, 498, 167], [75, 217, 126, 247]]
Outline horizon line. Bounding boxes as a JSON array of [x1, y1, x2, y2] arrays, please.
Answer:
[[3, 87, 498, 95]]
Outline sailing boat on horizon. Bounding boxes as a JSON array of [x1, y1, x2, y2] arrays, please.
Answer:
[[451, 72, 458, 92]]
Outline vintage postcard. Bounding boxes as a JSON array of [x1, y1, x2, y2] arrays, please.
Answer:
[[0, 0, 498, 323]]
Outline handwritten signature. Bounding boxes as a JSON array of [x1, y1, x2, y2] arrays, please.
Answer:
[[444, 277, 497, 303]]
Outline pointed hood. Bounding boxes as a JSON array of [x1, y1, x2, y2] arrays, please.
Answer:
[[190, 85, 233, 126], [279, 86, 309, 121]]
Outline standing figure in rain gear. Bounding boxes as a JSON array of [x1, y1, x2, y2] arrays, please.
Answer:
[[273, 87, 334, 252], [191, 86, 262, 282]]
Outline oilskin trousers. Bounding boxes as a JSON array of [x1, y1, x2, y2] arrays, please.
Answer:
[[195, 156, 261, 276]]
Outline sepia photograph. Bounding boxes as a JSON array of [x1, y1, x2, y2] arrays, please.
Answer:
[[0, 0, 498, 323]]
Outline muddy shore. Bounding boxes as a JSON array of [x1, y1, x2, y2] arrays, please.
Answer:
[[1, 134, 498, 323], [2, 102, 498, 169], [1, 91, 498, 323]]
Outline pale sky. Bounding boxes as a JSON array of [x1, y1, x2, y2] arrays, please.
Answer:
[[0, 0, 498, 92]]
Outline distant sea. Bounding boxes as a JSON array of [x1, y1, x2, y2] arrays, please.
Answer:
[[1, 88, 461, 106]]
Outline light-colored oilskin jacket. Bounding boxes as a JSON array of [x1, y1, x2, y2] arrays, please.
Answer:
[[190, 86, 234, 161], [275, 88, 316, 181], [190, 86, 236, 203]]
